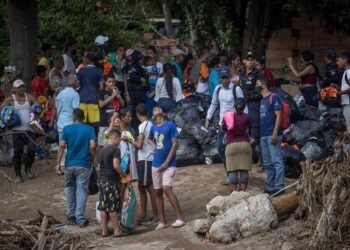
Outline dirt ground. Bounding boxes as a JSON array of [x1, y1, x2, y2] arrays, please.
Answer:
[[0, 158, 309, 250]]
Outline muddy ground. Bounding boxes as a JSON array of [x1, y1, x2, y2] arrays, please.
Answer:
[[0, 158, 309, 250]]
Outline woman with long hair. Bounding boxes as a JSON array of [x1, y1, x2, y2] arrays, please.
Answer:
[[228, 52, 241, 85], [155, 63, 183, 113], [287, 50, 320, 107], [222, 98, 252, 192]]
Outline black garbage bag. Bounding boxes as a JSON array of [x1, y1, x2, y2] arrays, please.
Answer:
[[176, 137, 201, 167], [252, 144, 262, 164], [283, 120, 323, 146], [271, 87, 300, 122], [182, 122, 215, 148], [199, 142, 222, 164], [167, 108, 187, 128], [320, 108, 346, 133], [293, 93, 306, 108], [281, 146, 305, 178], [0, 137, 13, 166], [300, 138, 328, 161], [299, 105, 320, 121], [207, 108, 220, 134]]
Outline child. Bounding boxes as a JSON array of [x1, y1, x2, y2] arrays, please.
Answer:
[[144, 56, 158, 117], [147, 107, 185, 230], [31, 65, 48, 101], [133, 103, 157, 225], [98, 74, 125, 147], [97, 129, 131, 237]]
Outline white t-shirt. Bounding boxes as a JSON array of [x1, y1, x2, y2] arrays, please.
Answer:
[[341, 69, 350, 105], [138, 121, 154, 161], [63, 54, 76, 76]]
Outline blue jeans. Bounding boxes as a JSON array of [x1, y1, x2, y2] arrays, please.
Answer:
[[260, 135, 285, 191], [300, 86, 318, 107], [64, 167, 90, 226], [216, 130, 227, 172]]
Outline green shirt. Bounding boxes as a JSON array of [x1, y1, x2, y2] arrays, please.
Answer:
[[171, 60, 184, 87]]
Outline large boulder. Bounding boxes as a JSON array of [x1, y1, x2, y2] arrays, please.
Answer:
[[206, 192, 252, 216], [209, 194, 278, 243], [191, 218, 210, 234]]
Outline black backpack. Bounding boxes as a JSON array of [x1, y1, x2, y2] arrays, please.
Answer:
[[215, 84, 238, 101]]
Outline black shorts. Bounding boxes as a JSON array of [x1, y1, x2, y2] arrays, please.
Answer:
[[137, 160, 153, 186]]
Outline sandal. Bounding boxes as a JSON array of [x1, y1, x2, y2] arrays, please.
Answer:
[[171, 219, 185, 228]]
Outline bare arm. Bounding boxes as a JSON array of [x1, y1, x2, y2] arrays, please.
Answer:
[[99, 82, 104, 91], [163, 138, 178, 167], [133, 133, 144, 149], [288, 64, 314, 78], [273, 110, 282, 134], [147, 137, 156, 152], [0, 96, 13, 110], [113, 158, 128, 179], [89, 140, 96, 163]]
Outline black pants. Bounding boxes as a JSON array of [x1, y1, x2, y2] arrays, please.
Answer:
[[12, 131, 37, 177], [129, 90, 147, 132]]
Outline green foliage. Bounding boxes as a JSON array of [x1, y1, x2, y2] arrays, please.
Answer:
[[38, 0, 153, 55], [0, 2, 9, 70]]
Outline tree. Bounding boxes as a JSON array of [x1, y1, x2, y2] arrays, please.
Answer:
[[162, 0, 172, 37], [6, 0, 38, 94]]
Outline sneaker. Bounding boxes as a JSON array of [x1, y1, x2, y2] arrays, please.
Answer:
[[50, 143, 59, 152], [66, 215, 76, 223], [171, 219, 185, 228], [155, 223, 168, 231], [79, 219, 89, 228], [25, 169, 34, 179], [15, 176, 23, 183], [148, 216, 158, 225]]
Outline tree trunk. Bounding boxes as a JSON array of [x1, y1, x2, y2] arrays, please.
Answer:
[[162, 0, 172, 37], [245, 0, 272, 57], [233, 0, 248, 53], [7, 0, 38, 94], [184, 0, 199, 56]]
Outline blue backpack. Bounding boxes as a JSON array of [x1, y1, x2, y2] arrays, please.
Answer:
[[0, 106, 21, 129]]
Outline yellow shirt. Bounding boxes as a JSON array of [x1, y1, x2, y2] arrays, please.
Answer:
[[38, 57, 50, 79]]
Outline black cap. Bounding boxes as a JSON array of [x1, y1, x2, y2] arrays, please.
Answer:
[[245, 51, 255, 59], [324, 49, 337, 60], [131, 50, 143, 62]]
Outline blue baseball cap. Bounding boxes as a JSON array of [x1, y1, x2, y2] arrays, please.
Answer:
[[219, 66, 230, 78]]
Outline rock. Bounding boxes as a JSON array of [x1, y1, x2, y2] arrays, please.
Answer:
[[220, 192, 252, 214], [281, 242, 294, 250], [191, 218, 209, 234], [206, 196, 225, 216], [206, 192, 252, 216], [209, 194, 278, 243]]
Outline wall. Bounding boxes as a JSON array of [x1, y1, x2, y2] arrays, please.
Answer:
[[266, 15, 350, 75]]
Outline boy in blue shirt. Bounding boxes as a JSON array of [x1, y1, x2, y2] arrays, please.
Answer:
[[147, 107, 185, 230], [256, 77, 285, 196]]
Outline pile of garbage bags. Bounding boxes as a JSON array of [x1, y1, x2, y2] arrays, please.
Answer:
[[170, 89, 346, 175]]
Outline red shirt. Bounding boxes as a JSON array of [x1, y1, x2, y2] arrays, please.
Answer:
[[31, 76, 48, 99], [222, 113, 250, 144]]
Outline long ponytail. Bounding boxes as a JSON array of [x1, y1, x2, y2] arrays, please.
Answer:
[[163, 63, 174, 99]]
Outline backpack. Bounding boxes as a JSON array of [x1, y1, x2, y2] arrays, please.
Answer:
[[216, 84, 238, 101], [269, 94, 290, 130], [0, 106, 21, 129]]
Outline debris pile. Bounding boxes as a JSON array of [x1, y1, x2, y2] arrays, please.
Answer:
[[297, 141, 350, 249], [0, 210, 82, 250]]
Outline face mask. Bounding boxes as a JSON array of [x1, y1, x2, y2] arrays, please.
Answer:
[[255, 86, 263, 92]]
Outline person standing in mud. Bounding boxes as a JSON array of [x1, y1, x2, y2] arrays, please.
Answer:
[[0, 79, 37, 183]]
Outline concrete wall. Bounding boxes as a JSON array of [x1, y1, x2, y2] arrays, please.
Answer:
[[266, 15, 350, 74]]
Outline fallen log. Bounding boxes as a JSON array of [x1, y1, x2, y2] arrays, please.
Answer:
[[271, 191, 300, 217]]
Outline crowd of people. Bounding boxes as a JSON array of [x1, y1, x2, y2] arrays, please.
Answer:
[[1, 34, 350, 236]]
